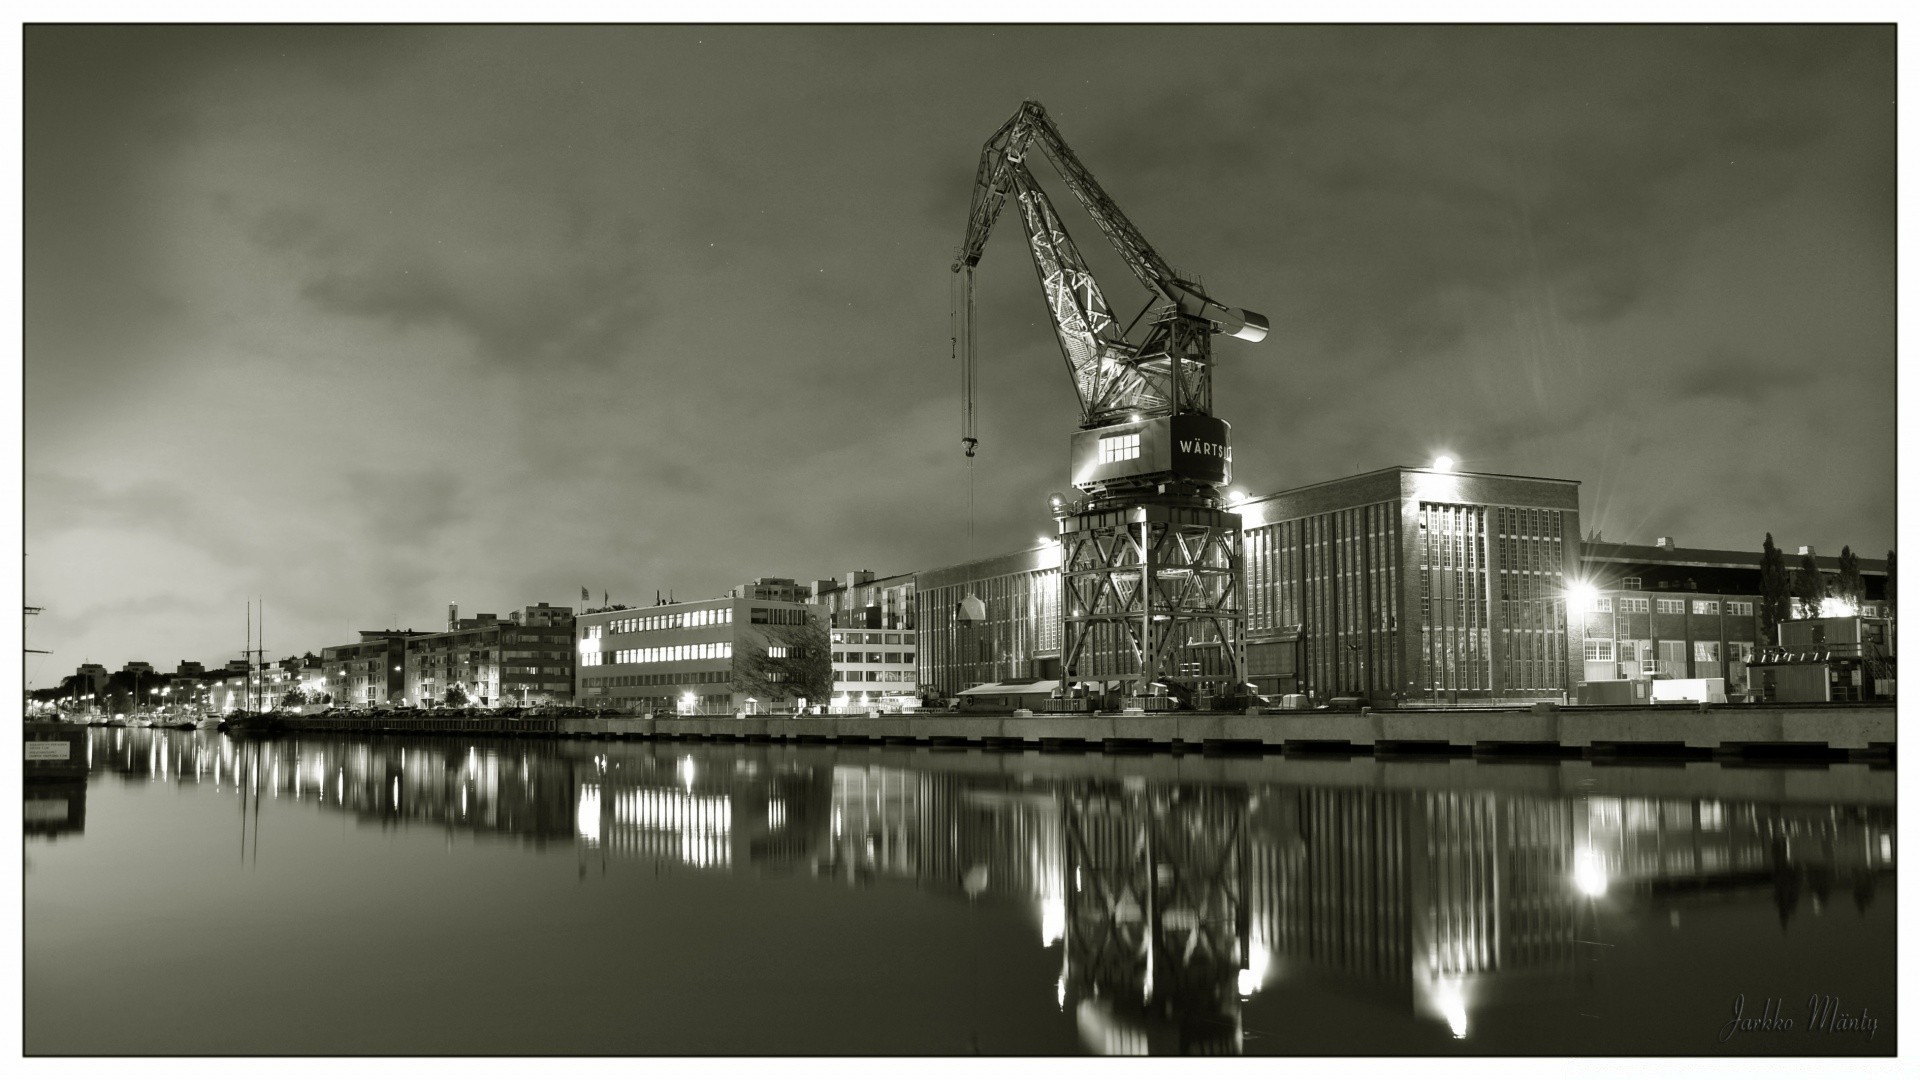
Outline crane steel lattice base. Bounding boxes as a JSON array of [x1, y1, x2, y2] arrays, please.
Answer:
[[1059, 500, 1246, 705]]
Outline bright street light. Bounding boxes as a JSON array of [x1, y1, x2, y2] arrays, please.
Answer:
[[1565, 581, 1599, 613], [1431, 454, 1456, 473]]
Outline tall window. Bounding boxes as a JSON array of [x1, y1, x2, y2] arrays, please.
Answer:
[[1656, 640, 1687, 677], [1420, 503, 1491, 693], [1656, 598, 1685, 615], [1692, 600, 1719, 615]]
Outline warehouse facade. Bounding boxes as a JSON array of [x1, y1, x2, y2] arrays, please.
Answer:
[[1238, 466, 1581, 704]]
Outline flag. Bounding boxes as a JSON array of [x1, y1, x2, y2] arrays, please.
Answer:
[[581, 586, 589, 603]]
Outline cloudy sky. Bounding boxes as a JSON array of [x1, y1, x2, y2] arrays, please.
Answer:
[[22, 24, 1895, 681]]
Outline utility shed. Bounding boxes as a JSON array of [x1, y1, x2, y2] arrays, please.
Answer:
[[956, 679, 1062, 713]]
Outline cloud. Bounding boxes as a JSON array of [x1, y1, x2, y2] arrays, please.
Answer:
[[1668, 350, 1809, 406], [270, 205, 656, 373], [341, 469, 469, 546]]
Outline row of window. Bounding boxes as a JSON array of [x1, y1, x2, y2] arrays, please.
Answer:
[[1583, 639, 1758, 664], [830, 631, 914, 645], [585, 607, 733, 639], [750, 606, 813, 625], [582, 671, 730, 688], [836, 671, 913, 683], [834, 652, 914, 665], [587, 642, 734, 667], [1593, 597, 1753, 616]]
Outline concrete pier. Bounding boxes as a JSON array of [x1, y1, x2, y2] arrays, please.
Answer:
[[213, 702, 1895, 761]]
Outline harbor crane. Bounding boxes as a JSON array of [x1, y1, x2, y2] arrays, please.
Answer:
[[953, 101, 1268, 709]]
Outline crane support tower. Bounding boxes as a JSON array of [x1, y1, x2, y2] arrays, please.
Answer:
[[953, 101, 1269, 710]]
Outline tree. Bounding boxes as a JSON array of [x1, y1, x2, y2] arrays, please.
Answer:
[[1758, 534, 1791, 646], [1887, 550, 1896, 616], [443, 683, 470, 708], [1834, 546, 1864, 610], [733, 621, 833, 707], [280, 687, 311, 707], [1792, 549, 1827, 620]]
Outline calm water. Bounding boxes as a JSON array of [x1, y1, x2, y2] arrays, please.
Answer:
[[25, 728, 1896, 1055]]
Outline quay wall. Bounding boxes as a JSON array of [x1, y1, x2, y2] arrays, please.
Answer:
[[202, 703, 1897, 761]]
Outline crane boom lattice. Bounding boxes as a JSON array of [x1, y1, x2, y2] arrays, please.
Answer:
[[954, 101, 1271, 708]]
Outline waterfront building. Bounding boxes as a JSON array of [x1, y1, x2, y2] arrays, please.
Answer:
[[1578, 538, 1891, 696], [1237, 466, 1582, 704], [576, 595, 825, 714], [912, 465, 1582, 704], [812, 570, 920, 710], [828, 626, 920, 711], [72, 663, 110, 710], [914, 544, 1064, 700], [403, 604, 577, 707], [811, 570, 916, 631], [729, 577, 811, 604], [1748, 615, 1896, 703], [322, 630, 421, 707]]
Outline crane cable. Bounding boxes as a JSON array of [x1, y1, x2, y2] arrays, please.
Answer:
[[954, 265, 979, 559]]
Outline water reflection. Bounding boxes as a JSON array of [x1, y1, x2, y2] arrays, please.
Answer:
[[77, 730, 1896, 1054], [25, 780, 87, 840]]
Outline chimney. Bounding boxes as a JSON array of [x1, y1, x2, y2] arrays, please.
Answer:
[[448, 602, 458, 631], [1655, 536, 1675, 549]]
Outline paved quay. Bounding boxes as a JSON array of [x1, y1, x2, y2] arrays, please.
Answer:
[[238, 702, 1895, 762]]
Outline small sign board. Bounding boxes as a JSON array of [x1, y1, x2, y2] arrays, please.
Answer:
[[25, 741, 72, 761]]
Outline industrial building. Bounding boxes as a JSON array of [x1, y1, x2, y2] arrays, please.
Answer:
[[910, 466, 1583, 705], [1577, 538, 1891, 698], [575, 594, 825, 714], [914, 544, 1063, 700], [1238, 466, 1581, 704], [1748, 615, 1896, 703]]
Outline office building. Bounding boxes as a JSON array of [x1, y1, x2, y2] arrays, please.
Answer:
[[829, 626, 920, 710], [576, 594, 825, 714], [811, 570, 916, 631], [730, 577, 811, 604], [811, 570, 920, 710]]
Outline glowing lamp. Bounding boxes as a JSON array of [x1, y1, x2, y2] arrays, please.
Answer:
[[1565, 581, 1599, 613], [1572, 848, 1609, 898], [1432, 455, 1456, 473]]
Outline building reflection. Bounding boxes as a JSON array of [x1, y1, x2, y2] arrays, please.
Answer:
[[84, 730, 1896, 1053], [25, 780, 88, 840]]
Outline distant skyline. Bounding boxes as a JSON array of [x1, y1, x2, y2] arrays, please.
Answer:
[[22, 24, 1896, 681]]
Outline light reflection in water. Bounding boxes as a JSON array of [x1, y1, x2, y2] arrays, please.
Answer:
[[65, 729, 1900, 1056]]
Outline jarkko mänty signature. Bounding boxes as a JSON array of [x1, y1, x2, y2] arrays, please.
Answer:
[[1720, 995, 1881, 1043]]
